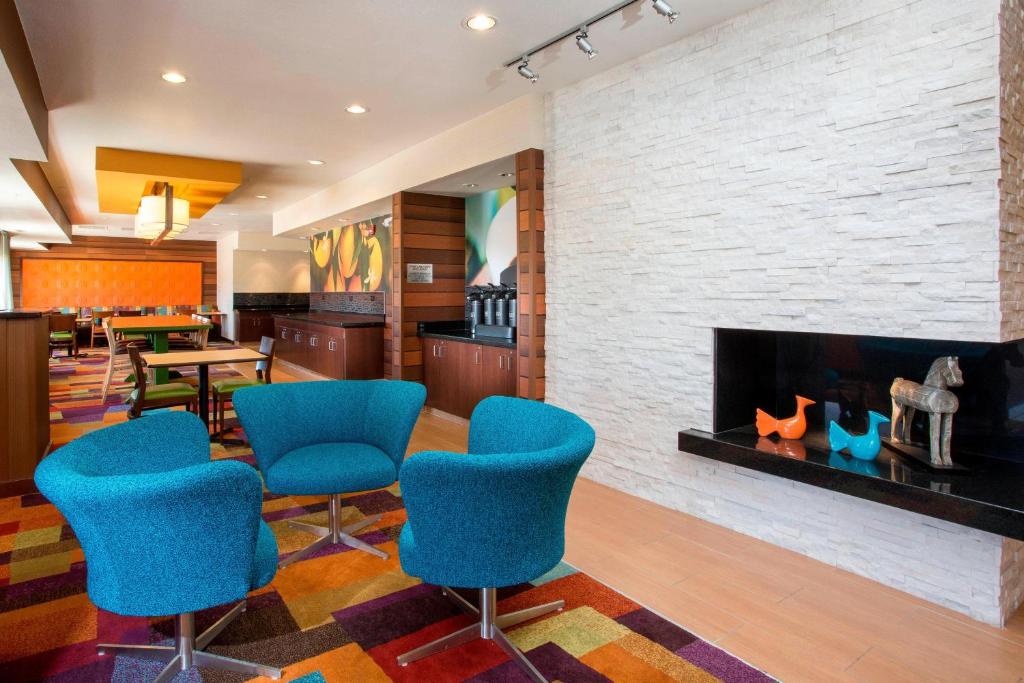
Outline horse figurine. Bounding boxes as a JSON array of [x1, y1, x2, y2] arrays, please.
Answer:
[[890, 356, 963, 467]]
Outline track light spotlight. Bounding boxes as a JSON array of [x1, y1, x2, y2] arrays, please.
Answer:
[[575, 27, 598, 59], [652, 0, 679, 23], [517, 58, 538, 83]]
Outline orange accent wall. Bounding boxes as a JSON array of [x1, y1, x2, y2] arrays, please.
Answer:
[[20, 259, 203, 308]]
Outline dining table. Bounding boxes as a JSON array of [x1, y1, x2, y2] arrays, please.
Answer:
[[109, 315, 211, 384], [141, 347, 267, 429]]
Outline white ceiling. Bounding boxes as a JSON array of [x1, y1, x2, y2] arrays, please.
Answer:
[[0, 39, 69, 248], [16, 0, 767, 242]]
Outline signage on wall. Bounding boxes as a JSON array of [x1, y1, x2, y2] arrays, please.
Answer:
[[407, 263, 433, 284]]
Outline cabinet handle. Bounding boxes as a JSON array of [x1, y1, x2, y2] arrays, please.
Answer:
[[328, 339, 336, 351], [475, 349, 480, 364], [498, 354, 503, 370]]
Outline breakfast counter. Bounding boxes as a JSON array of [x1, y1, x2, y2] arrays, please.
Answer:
[[273, 311, 385, 328]]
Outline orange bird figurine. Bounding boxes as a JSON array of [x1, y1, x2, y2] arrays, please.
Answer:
[[755, 395, 816, 439]]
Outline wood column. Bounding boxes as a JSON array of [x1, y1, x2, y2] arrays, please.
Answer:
[[0, 313, 49, 497], [387, 192, 466, 382], [516, 149, 545, 401]]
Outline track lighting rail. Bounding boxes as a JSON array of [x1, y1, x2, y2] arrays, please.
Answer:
[[502, 0, 679, 82]]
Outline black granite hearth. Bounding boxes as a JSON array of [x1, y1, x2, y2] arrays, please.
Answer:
[[679, 426, 1024, 540]]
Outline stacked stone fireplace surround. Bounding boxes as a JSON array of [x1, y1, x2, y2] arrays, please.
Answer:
[[544, 0, 1024, 625]]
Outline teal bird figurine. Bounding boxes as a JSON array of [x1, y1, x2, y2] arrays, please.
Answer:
[[829, 411, 890, 461]]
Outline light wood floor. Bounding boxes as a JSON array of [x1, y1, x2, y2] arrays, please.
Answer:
[[247, 358, 1024, 682]]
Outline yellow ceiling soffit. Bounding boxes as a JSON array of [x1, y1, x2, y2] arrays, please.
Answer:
[[95, 147, 243, 219]]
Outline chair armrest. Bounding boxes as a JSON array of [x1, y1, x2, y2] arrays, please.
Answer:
[[65, 460, 266, 617], [363, 381, 426, 469]]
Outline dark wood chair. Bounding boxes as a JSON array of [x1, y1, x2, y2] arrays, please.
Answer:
[[211, 336, 275, 440], [126, 346, 199, 419], [48, 313, 78, 358]]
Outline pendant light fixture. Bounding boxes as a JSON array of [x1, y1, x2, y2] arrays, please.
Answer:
[[134, 184, 189, 243]]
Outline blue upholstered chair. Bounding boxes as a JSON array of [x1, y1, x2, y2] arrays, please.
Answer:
[[34, 412, 281, 682], [396, 396, 595, 682], [233, 380, 426, 567]]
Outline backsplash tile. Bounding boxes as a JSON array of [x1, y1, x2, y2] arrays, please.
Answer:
[[310, 292, 386, 315]]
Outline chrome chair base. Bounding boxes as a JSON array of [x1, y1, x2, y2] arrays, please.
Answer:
[[397, 587, 563, 683], [97, 602, 281, 682], [280, 493, 388, 567]]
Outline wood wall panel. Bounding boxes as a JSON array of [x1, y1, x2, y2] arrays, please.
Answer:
[[11, 235, 217, 307], [0, 314, 49, 495], [516, 148, 546, 401], [388, 192, 465, 382]]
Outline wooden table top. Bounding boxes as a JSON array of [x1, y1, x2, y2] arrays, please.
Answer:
[[141, 347, 267, 368], [109, 315, 211, 332]]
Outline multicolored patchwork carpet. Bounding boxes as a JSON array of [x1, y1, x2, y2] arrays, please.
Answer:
[[0, 349, 774, 682]]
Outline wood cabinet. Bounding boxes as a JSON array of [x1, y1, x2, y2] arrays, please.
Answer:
[[235, 310, 279, 342], [1, 313, 50, 495], [423, 337, 516, 418], [273, 318, 383, 379]]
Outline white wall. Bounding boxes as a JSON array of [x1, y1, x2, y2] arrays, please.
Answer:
[[216, 233, 236, 340], [273, 94, 545, 237], [545, 0, 1019, 623], [216, 231, 311, 340], [233, 250, 310, 293]]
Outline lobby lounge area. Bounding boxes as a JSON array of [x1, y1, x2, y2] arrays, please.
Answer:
[[2, 1, 1024, 681]]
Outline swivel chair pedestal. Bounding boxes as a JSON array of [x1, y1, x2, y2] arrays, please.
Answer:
[[98, 605, 281, 682], [398, 587, 563, 682], [281, 493, 387, 567]]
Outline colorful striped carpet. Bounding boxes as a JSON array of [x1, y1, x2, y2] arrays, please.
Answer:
[[0, 348, 774, 682]]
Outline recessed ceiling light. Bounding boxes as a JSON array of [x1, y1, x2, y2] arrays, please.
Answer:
[[464, 14, 497, 31], [161, 71, 187, 84], [211, 222, 221, 226], [499, 172, 514, 178], [462, 183, 479, 188], [256, 195, 269, 199], [345, 104, 368, 114], [307, 159, 325, 165]]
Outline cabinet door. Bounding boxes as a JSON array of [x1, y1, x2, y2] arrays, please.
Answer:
[[276, 323, 291, 362], [306, 325, 322, 375], [423, 339, 445, 410], [503, 349, 518, 397], [459, 343, 484, 418], [479, 345, 517, 404], [291, 323, 307, 369], [258, 313, 276, 340], [326, 334, 343, 379]]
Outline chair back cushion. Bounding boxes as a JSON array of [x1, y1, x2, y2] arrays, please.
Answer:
[[399, 397, 595, 588], [233, 380, 425, 474], [33, 413, 268, 616]]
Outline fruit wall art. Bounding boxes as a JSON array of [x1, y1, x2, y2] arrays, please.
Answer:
[[309, 215, 392, 293], [466, 187, 516, 286]]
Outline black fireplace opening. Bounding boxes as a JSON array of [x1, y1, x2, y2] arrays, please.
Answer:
[[714, 328, 1024, 465]]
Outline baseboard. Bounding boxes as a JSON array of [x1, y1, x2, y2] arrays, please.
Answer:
[[424, 407, 469, 425], [0, 478, 38, 498]]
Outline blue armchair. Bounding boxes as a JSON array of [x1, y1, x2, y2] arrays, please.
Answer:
[[233, 379, 426, 566], [396, 396, 595, 682], [33, 412, 281, 682]]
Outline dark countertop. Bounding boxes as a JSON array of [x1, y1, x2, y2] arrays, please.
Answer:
[[235, 306, 309, 312], [679, 425, 1024, 541], [0, 309, 44, 319], [273, 311, 385, 328], [420, 327, 516, 350]]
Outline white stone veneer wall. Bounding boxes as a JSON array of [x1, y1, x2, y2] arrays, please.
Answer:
[[545, 0, 1024, 625]]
